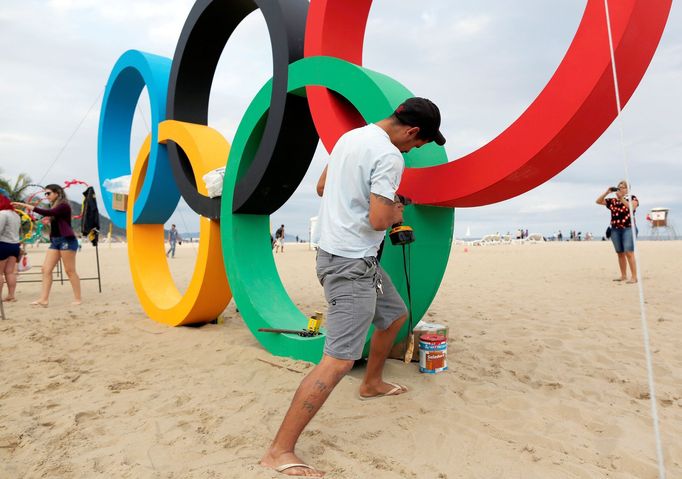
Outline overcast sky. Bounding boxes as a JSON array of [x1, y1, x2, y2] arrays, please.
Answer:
[[1, 0, 680, 240]]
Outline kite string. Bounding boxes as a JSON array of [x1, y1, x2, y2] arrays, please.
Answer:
[[603, 2, 666, 478]]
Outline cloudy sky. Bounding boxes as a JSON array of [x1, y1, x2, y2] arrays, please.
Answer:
[[1, 0, 680, 240]]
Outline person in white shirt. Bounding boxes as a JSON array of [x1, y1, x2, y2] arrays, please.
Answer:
[[261, 98, 445, 477], [0, 193, 22, 302]]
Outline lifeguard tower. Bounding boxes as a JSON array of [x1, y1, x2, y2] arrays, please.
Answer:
[[647, 207, 677, 240]]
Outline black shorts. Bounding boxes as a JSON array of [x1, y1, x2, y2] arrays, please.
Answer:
[[0, 241, 20, 261]]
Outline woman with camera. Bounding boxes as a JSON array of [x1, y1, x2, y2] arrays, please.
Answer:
[[596, 180, 639, 283]]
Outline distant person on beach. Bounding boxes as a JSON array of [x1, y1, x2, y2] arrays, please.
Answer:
[[261, 97, 446, 477], [274, 224, 285, 253], [13, 184, 82, 306], [0, 193, 21, 302], [596, 180, 639, 283], [166, 224, 178, 258]]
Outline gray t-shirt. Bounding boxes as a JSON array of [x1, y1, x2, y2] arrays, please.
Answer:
[[317, 124, 404, 258], [0, 210, 21, 244]]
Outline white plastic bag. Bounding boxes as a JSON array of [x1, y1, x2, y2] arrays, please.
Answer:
[[17, 254, 31, 272], [202, 167, 225, 198], [103, 175, 132, 194]]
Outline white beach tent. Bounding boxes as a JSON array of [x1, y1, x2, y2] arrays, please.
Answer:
[[309, 216, 320, 249]]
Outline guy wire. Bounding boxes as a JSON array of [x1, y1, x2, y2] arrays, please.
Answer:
[[39, 87, 104, 185], [604, 1, 666, 477], [135, 102, 198, 260]]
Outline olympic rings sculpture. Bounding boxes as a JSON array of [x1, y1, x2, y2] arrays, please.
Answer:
[[97, 0, 670, 363]]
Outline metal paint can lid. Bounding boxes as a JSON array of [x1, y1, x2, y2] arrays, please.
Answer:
[[420, 333, 446, 344]]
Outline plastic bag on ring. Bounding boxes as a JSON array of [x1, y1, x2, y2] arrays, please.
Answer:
[[202, 167, 225, 199], [103, 175, 132, 195]]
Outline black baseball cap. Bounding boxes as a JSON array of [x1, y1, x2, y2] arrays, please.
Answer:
[[393, 97, 446, 146]]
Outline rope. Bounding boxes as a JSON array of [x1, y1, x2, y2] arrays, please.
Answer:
[[604, 2, 666, 477], [135, 103, 198, 259], [38, 88, 104, 185]]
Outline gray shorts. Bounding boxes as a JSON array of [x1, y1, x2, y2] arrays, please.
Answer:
[[316, 249, 407, 360]]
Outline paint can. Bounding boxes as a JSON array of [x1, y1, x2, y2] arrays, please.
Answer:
[[419, 334, 447, 373]]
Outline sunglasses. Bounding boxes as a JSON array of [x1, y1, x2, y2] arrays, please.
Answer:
[[45, 191, 54, 196]]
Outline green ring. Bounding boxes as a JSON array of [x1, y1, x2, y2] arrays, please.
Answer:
[[220, 56, 453, 363]]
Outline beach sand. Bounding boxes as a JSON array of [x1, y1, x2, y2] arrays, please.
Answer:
[[1, 240, 680, 478]]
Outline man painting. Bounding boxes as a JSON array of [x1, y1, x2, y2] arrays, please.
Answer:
[[261, 97, 446, 476]]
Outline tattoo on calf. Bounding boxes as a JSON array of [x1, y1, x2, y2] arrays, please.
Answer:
[[302, 400, 316, 414], [313, 380, 328, 392]]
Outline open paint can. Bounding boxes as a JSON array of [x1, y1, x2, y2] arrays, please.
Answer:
[[419, 334, 448, 373]]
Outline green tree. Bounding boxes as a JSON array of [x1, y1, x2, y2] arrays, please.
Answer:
[[0, 169, 33, 201]]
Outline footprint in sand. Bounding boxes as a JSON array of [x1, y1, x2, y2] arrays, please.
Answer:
[[74, 411, 98, 425]]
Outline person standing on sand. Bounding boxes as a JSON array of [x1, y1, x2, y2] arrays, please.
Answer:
[[596, 180, 639, 283], [166, 224, 179, 258], [260, 97, 446, 477], [13, 184, 82, 306], [275, 224, 285, 253], [0, 193, 21, 302]]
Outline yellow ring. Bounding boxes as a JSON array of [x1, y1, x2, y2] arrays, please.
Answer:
[[127, 120, 232, 326], [17, 208, 34, 241]]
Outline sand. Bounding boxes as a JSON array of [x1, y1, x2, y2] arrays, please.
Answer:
[[1, 240, 680, 478]]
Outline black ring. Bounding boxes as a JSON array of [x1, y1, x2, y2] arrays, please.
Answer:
[[166, 0, 319, 217]]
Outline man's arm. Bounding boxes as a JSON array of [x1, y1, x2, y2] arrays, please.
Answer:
[[368, 193, 403, 231], [316, 166, 327, 197]]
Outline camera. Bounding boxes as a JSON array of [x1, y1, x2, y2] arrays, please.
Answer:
[[609, 186, 618, 192]]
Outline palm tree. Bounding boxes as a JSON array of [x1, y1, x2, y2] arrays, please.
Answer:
[[0, 169, 33, 201]]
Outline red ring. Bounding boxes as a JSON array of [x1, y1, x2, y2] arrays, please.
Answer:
[[304, 0, 671, 207]]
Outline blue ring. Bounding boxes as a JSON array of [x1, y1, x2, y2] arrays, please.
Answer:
[[98, 49, 179, 227]]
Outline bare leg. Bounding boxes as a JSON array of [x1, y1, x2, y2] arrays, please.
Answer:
[[624, 251, 638, 283], [359, 314, 409, 398], [3, 257, 17, 300], [35, 249, 60, 305], [261, 354, 353, 476], [0, 259, 6, 300], [616, 253, 627, 280], [60, 250, 81, 303]]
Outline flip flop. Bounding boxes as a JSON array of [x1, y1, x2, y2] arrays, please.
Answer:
[[2, 298, 17, 302], [275, 463, 323, 476], [30, 301, 48, 308], [358, 382, 408, 401], [612, 278, 626, 282]]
